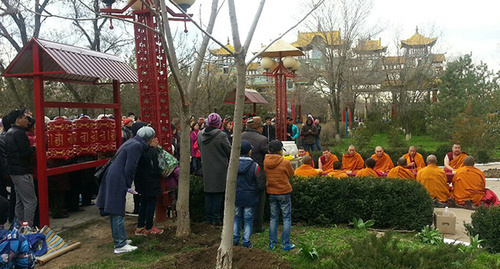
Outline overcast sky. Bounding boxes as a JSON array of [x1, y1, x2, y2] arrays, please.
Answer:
[[188, 0, 500, 71]]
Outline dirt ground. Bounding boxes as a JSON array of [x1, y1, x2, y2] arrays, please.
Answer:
[[42, 217, 289, 269]]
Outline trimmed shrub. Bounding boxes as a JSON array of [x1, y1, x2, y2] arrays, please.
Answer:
[[291, 176, 433, 230], [189, 175, 206, 223], [189, 176, 434, 230], [465, 206, 500, 253]]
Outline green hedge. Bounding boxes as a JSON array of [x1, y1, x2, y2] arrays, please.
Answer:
[[465, 206, 500, 253], [189, 175, 434, 230], [291, 176, 433, 230]]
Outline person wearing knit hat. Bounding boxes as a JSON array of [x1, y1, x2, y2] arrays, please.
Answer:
[[122, 118, 135, 143], [234, 140, 259, 248], [241, 116, 269, 234], [97, 124, 154, 254], [207, 113, 222, 128], [136, 126, 155, 143], [198, 112, 231, 225]]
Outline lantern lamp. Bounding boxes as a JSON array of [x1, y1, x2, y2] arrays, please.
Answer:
[[260, 57, 274, 70], [291, 60, 301, 71], [283, 56, 296, 69], [128, 0, 143, 10], [173, 0, 196, 11], [102, 0, 116, 8]]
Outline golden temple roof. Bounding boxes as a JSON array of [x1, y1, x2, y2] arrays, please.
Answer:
[[383, 56, 405, 65], [401, 28, 437, 47], [248, 62, 259, 70], [354, 39, 387, 52], [210, 43, 235, 56], [431, 54, 446, 63], [292, 31, 342, 48]]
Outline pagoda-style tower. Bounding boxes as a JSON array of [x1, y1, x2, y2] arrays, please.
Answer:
[[208, 40, 235, 74]]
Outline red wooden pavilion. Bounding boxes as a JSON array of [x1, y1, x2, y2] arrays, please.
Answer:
[[3, 38, 137, 226]]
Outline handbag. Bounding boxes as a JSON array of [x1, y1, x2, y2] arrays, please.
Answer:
[[94, 145, 124, 182], [157, 145, 179, 178]]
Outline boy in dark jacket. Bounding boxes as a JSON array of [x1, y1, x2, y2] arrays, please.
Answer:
[[233, 140, 259, 248], [134, 137, 164, 236]]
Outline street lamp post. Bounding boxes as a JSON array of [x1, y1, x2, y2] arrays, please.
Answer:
[[260, 40, 303, 141]]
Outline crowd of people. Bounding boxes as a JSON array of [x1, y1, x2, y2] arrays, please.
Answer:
[[0, 108, 493, 255]]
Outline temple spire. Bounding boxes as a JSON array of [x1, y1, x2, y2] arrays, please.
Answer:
[[415, 26, 419, 34]]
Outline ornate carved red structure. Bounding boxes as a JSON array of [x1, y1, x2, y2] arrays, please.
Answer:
[[47, 117, 75, 160], [95, 116, 117, 153], [2, 38, 137, 226], [73, 116, 97, 157]]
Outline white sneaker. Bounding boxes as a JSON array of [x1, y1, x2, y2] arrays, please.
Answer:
[[114, 244, 138, 254], [126, 239, 132, 245]]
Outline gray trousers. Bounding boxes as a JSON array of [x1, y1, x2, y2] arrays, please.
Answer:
[[10, 174, 37, 227]]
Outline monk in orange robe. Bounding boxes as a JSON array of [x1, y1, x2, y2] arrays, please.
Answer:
[[298, 148, 314, 167], [451, 156, 485, 206], [402, 146, 425, 171], [387, 157, 416, 179], [342, 145, 364, 172], [371, 146, 394, 173], [416, 155, 450, 203], [356, 158, 379, 178], [318, 149, 339, 173], [328, 161, 348, 179], [294, 155, 320, 177], [444, 144, 468, 172]]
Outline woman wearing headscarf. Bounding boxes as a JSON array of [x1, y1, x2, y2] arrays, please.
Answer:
[[197, 113, 231, 225]]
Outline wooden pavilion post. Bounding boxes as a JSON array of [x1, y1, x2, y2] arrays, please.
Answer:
[[33, 42, 50, 227]]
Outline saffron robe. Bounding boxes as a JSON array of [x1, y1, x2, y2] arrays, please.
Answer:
[[371, 153, 394, 173], [387, 166, 416, 179], [403, 152, 426, 171], [302, 152, 315, 167], [294, 164, 320, 177], [446, 152, 468, 171], [451, 166, 485, 205], [342, 152, 364, 172], [416, 164, 450, 202], [356, 168, 379, 178], [328, 170, 349, 179], [319, 152, 339, 173]]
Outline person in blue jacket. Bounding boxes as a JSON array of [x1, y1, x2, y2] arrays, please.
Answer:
[[286, 117, 299, 143], [233, 140, 259, 248], [97, 126, 155, 254]]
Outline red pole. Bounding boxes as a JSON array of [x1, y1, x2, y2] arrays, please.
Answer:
[[113, 80, 122, 149], [33, 43, 50, 227]]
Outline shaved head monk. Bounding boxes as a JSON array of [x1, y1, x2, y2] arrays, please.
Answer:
[[342, 145, 364, 172], [387, 157, 416, 179], [371, 146, 394, 173], [298, 147, 314, 167], [444, 144, 468, 172], [451, 156, 485, 207], [318, 149, 339, 173], [328, 161, 348, 179], [416, 155, 450, 203], [403, 146, 425, 171], [356, 158, 379, 178], [294, 155, 320, 177]]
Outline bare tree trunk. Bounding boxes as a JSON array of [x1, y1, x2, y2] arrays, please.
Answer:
[[176, 104, 192, 236], [216, 56, 246, 269]]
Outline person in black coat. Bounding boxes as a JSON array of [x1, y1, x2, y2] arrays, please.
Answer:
[[262, 116, 275, 142], [241, 116, 269, 234], [134, 137, 164, 236], [5, 109, 37, 227]]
